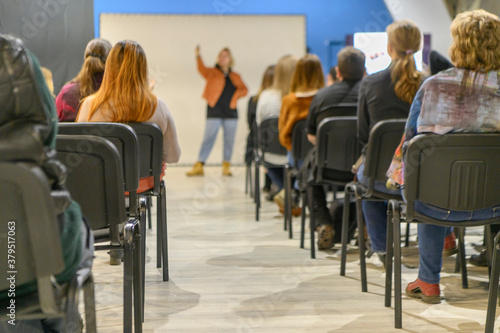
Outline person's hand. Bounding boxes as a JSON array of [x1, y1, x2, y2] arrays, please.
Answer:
[[195, 45, 200, 57]]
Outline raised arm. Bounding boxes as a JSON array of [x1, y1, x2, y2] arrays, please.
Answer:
[[196, 46, 210, 79]]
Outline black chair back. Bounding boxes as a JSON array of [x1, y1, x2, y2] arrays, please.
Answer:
[[363, 119, 406, 197], [315, 103, 358, 128], [0, 162, 64, 313], [315, 116, 360, 184], [404, 133, 500, 223], [128, 123, 163, 194], [258, 117, 287, 162], [291, 119, 314, 162], [56, 135, 127, 244]]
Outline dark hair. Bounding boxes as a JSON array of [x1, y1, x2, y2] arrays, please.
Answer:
[[329, 66, 337, 81], [337, 46, 366, 81]]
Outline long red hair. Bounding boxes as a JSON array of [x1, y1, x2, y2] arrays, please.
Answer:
[[84, 40, 157, 122]]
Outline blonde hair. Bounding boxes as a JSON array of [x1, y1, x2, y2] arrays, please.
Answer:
[[272, 55, 298, 97], [290, 54, 325, 93], [40, 67, 55, 98], [387, 20, 424, 104], [84, 40, 157, 123], [217, 47, 234, 68], [449, 9, 500, 72], [253, 65, 275, 103], [73, 38, 112, 99]]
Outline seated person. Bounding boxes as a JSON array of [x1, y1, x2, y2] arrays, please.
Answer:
[[277, 54, 325, 214], [304, 46, 366, 250], [57, 38, 112, 122], [355, 20, 426, 263], [77, 40, 181, 192], [326, 65, 339, 86], [387, 9, 500, 304], [0, 34, 93, 333], [256, 55, 298, 201]]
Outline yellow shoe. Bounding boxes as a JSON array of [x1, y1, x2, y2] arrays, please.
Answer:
[[222, 161, 232, 176], [186, 162, 204, 176]]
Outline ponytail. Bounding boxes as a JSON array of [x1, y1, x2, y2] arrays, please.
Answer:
[[76, 55, 106, 98], [391, 52, 423, 104]]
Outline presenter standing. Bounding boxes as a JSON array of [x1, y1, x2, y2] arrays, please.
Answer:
[[186, 45, 248, 176]]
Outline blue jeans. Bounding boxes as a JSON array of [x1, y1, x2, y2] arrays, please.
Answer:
[[198, 118, 238, 163], [357, 163, 400, 252], [267, 167, 284, 190], [287, 151, 303, 191], [415, 202, 500, 284]]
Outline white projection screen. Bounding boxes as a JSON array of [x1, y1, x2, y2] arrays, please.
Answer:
[[100, 14, 306, 165]]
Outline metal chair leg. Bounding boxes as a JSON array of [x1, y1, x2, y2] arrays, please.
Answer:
[[485, 232, 500, 333], [385, 201, 395, 308], [300, 191, 307, 249], [147, 196, 152, 230], [284, 165, 290, 232], [255, 162, 260, 221], [156, 196, 162, 269], [404, 222, 410, 247], [354, 186, 367, 292], [133, 223, 143, 331], [307, 186, 316, 259], [123, 235, 133, 333], [456, 227, 468, 289], [83, 274, 97, 333], [340, 184, 353, 276], [392, 201, 403, 329], [160, 182, 169, 281]]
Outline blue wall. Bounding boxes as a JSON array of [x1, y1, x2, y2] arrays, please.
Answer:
[[93, 0, 392, 71]]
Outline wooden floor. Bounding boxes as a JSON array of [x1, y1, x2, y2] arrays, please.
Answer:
[[89, 166, 498, 332]]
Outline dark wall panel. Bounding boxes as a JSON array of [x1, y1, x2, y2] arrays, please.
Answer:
[[0, 0, 94, 93]]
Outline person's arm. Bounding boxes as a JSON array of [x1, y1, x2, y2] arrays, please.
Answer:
[[307, 134, 316, 145], [159, 101, 181, 164], [196, 46, 210, 79], [357, 79, 370, 148], [306, 93, 320, 137]]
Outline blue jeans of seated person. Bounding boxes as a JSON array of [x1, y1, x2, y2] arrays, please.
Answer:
[[267, 167, 284, 190], [357, 163, 453, 254], [198, 118, 238, 163], [287, 151, 303, 191], [415, 202, 500, 284]]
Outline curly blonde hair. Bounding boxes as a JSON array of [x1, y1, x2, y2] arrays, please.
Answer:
[[449, 9, 500, 72]]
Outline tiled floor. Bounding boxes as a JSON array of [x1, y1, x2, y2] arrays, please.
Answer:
[[88, 166, 498, 332]]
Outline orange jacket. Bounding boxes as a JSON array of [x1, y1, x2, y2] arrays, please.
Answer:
[[279, 93, 316, 150], [197, 56, 248, 109]]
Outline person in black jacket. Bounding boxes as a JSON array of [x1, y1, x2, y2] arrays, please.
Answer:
[[304, 46, 366, 250]]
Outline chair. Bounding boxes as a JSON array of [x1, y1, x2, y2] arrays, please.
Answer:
[[384, 133, 500, 331], [254, 117, 288, 221], [340, 119, 406, 292], [56, 135, 143, 333], [314, 103, 358, 127], [284, 119, 314, 239], [127, 123, 169, 282], [0, 162, 96, 333], [304, 117, 360, 259]]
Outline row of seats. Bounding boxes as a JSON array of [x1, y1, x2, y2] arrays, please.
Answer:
[[248, 113, 500, 332]]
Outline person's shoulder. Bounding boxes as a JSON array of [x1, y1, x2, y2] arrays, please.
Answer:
[[59, 81, 79, 95], [282, 93, 297, 104], [362, 68, 391, 85]]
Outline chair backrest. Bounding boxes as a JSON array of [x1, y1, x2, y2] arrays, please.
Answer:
[[363, 119, 406, 196], [56, 135, 127, 244], [291, 119, 314, 162], [404, 133, 500, 222], [315, 103, 358, 128], [258, 117, 287, 157], [127, 123, 163, 194], [0, 162, 64, 313], [315, 116, 360, 184], [58, 123, 139, 213]]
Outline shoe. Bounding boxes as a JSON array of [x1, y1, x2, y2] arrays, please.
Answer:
[[443, 232, 458, 257], [222, 161, 232, 176], [265, 185, 280, 202], [377, 252, 387, 270], [470, 249, 488, 267], [186, 162, 204, 176], [406, 278, 441, 304], [108, 249, 124, 266], [317, 224, 335, 250], [273, 189, 285, 211]]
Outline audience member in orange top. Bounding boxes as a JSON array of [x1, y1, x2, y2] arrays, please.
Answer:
[[77, 40, 181, 192], [273, 54, 325, 213]]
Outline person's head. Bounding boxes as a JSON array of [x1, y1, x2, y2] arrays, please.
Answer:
[[290, 54, 325, 93], [217, 47, 234, 70], [449, 9, 500, 72], [85, 40, 157, 122], [327, 66, 338, 86], [74, 38, 112, 98], [386, 20, 424, 104], [272, 55, 298, 97], [254, 65, 276, 102], [336, 46, 366, 81]]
